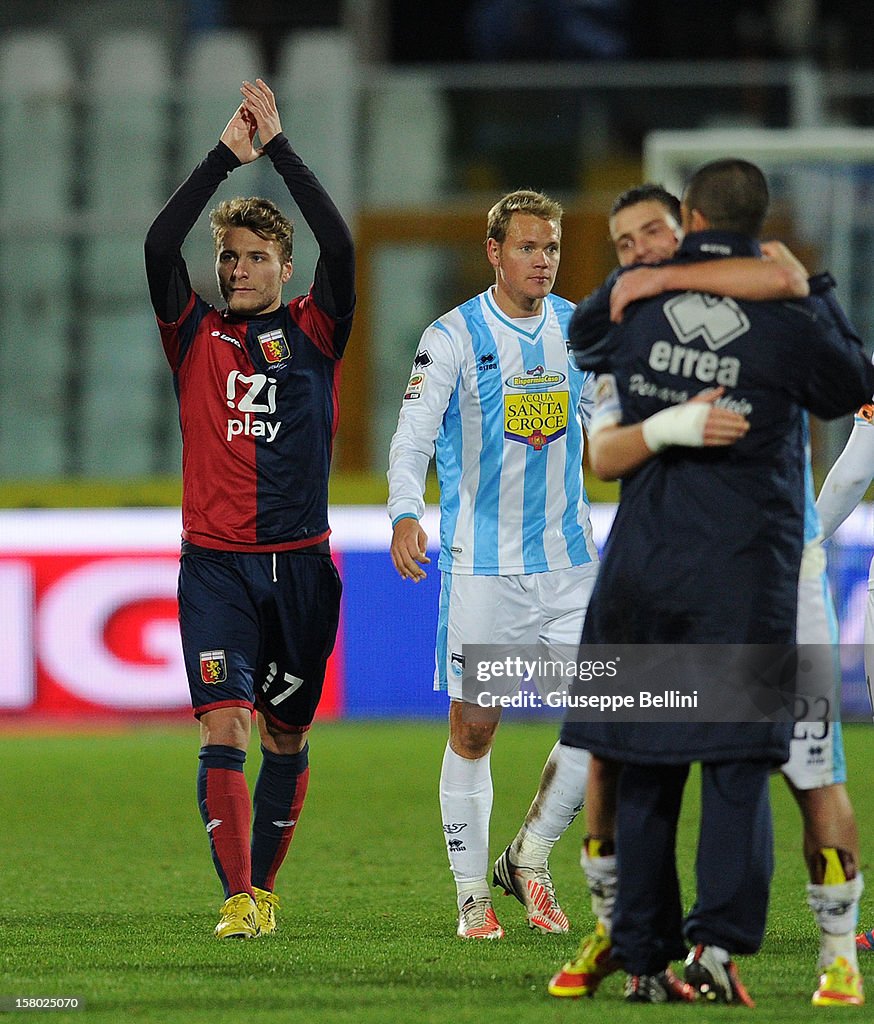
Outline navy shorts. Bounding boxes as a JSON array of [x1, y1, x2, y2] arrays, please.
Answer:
[[178, 543, 342, 731]]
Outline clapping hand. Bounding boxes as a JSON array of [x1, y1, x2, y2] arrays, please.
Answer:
[[219, 103, 261, 164], [240, 78, 283, 148], [219, 78, 283, 163]]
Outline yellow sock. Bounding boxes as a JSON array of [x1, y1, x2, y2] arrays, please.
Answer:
[[820, 848, 848, 886]]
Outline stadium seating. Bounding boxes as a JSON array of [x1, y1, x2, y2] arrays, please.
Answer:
[[80, 30, 171, 474], [175, 30, 263, 298], [0, 32, 74, 475]]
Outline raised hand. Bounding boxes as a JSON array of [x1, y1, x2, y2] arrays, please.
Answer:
[[219, 103, 262, 164], [240, 78, 283, 148]]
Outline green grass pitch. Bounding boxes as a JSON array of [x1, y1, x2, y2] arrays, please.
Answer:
[[3, 720, 873, 1022]]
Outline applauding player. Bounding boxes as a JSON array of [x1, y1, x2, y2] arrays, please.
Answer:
[[145, 80, 354, 939]]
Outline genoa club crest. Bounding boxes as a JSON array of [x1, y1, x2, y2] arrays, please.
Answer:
[[200, 650, 227, 685], [257, 328, 291, 364]]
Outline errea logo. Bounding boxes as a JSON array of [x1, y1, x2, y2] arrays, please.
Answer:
[[648, 293, 747, 388], [648, 341, 740, 388], [664, 293, 750, 351]]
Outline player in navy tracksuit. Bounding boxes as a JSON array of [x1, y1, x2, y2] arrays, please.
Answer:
[[144, 79, 354, 938], [560, 160, 874, 1003]]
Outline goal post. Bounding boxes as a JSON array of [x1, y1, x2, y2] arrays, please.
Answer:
[[645, 127, 874, 189], [646, 129, 874, 309]]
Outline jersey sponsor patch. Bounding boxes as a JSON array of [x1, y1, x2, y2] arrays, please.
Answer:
[[589, 373, 622, 438], [200, 649, 227, 684], [504, 390, 569, 449], [413, 349, 433, 369], [225, 370, 282, 442], [404, 372, 426, 401], [505, 366, 567, 391], [258, 328, 291, 364], [210, 329, 243, 349]]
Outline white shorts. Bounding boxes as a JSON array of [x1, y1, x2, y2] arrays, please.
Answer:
[[434, 562, 599, 698], [782, 568, 847, 790]]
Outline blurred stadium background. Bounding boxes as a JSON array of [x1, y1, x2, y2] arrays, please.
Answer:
[[3, 0, 874, 722]]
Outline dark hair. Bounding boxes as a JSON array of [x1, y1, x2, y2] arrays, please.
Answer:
[[682, 159, 769, 237], [610, 183, 681, 224]]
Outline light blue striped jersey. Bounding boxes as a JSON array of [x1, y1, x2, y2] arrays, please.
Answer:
[[388, 289, 599, 575]]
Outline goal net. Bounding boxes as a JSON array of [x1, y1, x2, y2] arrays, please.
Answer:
[[646, 127, 874, 354]]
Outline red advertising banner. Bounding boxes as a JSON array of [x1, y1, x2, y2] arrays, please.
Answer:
[[0, 510, 355, 720], [9, 505, 868, 720]]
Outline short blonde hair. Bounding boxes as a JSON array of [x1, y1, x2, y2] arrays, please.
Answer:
[[210, 197, 294, 263], [486, 189, 563, 243]]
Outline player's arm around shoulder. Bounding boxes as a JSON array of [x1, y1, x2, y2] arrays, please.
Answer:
[[609, 245, 809, 324]]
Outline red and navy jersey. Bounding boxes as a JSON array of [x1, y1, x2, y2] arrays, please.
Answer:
[[159, 291, 345, 550], [145, 135, 355, 551]]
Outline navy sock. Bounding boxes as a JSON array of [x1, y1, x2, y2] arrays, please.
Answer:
[[251, 744, 310, 891]]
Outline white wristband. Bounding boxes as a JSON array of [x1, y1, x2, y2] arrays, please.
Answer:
[[641, 403, 710, 452]]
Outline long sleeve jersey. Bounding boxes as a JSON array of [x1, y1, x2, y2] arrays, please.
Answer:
[[144, 135, 355, 551], [387, 287, 599, 575], [816, 389, 874, 549]]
